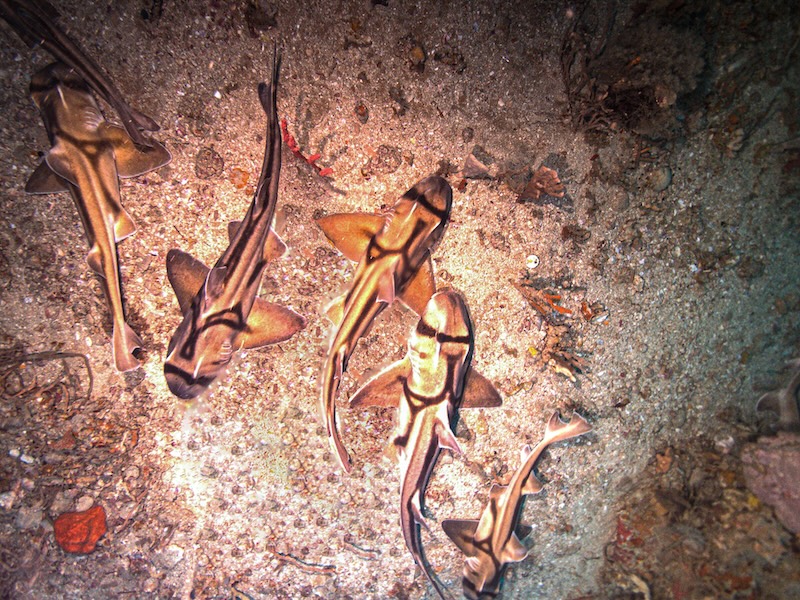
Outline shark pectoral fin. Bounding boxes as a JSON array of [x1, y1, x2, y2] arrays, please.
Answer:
[[103, 124, 171, 177], [521, 473, 544, 495], [501, 534, 529, 564], [349, 358, 408, 408], [515, 523, 533, 541], [398, 257, 435, 315], [241, 299, 306, 349], [166, 249, 210, 314], [264, 228, 287, 261], [25, 161, 69, 194], [316, 212, 385, 262], [441, 519, 480, 557], [324, 294, 346, 325], [437, 422, 463, 455], [460, 368, 503, 408]]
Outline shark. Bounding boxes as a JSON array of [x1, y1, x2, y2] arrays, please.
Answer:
[[442, 411, 592, 600], [317, 175, 453, 473], [0, 0, 160, 148], [350, 290, 502, 599], [24, 62, 171, 372], [163, 51, 306, 400]]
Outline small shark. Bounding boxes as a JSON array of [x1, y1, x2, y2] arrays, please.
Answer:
[[350, 290, 502, 599], [442, 411, 592, 600], [0, 0, 160, 148], [25, 62, 171, 372], [163, 51, 305, 400], [317, 175, 453, 473]]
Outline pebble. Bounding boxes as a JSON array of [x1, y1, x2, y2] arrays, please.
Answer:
[[15, 505, 43, 530], [75, 495, 94, 512], [648, 166, 673, 192]]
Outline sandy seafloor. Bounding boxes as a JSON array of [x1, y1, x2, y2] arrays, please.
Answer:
[[0, 1, 799, 598]]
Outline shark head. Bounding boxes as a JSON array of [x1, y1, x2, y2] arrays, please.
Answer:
[[163, 297, 243, 400], [407, 290, 473, 397]]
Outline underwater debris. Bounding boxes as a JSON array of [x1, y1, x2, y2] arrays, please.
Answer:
[[518, 165, 565, 202], [54, 505, 107, 554], [280, 118, 333, 177]]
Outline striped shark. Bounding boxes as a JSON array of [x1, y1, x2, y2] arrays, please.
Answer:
[[0, 0, 160, 148], [350, 290, 502, 599], [317, 175, 453, 473], [163, 51, 305, 400], [442, 411, 592, 600], [25, 62, 171, 372]]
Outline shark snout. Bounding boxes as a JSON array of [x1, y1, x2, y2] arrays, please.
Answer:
[[164, 364, 213, 400]]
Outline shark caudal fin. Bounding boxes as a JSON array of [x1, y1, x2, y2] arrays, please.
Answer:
[[112, 321, 144, 372], [316, 212, 385, 262]]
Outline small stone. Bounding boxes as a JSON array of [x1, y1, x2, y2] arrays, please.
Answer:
[[195, 146, 224, 179], [75, 495, 94, 512], [354, 102, 369, 124], [15, 505, 43, 530], [648, 166, 672, 192], [142, 578, 159, 594]]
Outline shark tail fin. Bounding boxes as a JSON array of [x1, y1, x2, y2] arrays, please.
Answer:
[[112, 322, 143, 372]]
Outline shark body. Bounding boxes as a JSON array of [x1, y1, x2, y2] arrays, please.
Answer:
[[164, 51, 305, 400], [442, 411, 592, 599], [25, 62, 171, 371], [351, 290, 502, 599], [317, 175, 453, 473]]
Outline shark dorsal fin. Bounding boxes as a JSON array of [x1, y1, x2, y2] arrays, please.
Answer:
[[166, 249, 210, 315], [113, 208, 136, 242], [441, 519, 480, 557], [397, 256, 435, 315], [460, 368, 503, 408], [44, 142, 77, 185], [204, 266, 228, 298], [349, 358, 410, 408], [316, 212, 386, 262], [102, 124, 171, 178], [489, 482, 506, 501], [25, 161, 69, 194], [240, 298, 306, 349], [377, 271, 396, 304], [227, 221, 287, 262], [324, 294, 346, 326], [500, 533, 529, 563]]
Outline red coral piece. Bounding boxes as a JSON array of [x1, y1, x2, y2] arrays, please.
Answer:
[[54, 505, 107, 554]]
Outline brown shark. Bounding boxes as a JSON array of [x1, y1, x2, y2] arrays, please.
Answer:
[[350, 290, 502, 599], [0, 0, 160, 148], [163, 51, 305, 400], [25, 62, 171, 371], [317, 175, 453, 473], [442, 411, 592, 600]]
